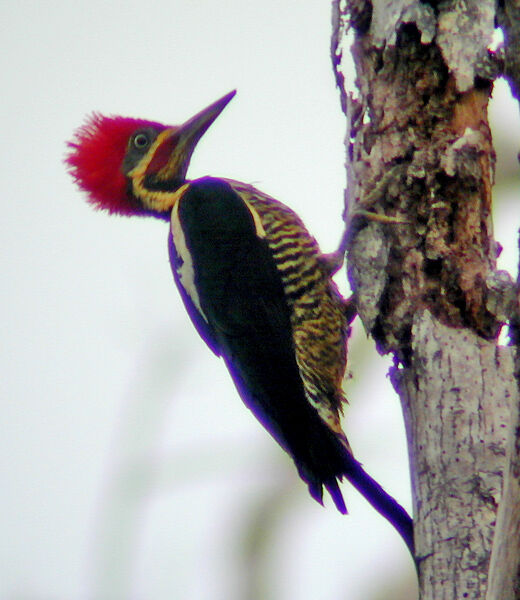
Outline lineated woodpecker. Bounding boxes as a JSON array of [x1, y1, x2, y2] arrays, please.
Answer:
[[66, 91, 414, 555]]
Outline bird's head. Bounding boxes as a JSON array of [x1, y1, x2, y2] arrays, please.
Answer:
[[66, 90, 236, 216]]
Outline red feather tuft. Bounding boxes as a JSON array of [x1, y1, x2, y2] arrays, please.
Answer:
[[65, 113, 166, 215]]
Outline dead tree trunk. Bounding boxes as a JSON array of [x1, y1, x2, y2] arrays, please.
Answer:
[[331, 1, 520, 598]]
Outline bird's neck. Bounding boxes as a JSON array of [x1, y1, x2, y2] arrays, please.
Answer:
[[132, 177, 192, 218]]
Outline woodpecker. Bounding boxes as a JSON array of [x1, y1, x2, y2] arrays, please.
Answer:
[[66, 91, 414, 555]]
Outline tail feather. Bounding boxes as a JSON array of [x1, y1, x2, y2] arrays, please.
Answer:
[[299, 436, 414, 558], [343, 458, 415, 557], [306, 474, 324, 506], [335, 434, 414, 555], [325, 478, 347, 514], [298, 465, 346, 514]]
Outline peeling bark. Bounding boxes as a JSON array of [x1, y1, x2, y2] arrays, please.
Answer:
[[332, 0, 520, 597]]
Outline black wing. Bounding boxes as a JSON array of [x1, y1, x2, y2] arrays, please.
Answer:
[[169, 177, 350, 508], [168, 178, 415, 557]]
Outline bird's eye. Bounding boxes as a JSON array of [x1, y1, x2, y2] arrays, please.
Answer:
[[133, 133, 150, 150]]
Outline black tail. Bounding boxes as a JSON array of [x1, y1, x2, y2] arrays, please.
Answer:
[[343, 458, 415, 558], [297, 440, 414, 558]]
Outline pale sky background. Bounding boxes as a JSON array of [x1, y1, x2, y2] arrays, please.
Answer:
[[2, 2, 519, 599]]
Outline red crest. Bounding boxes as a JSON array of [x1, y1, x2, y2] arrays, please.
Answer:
[[66, 113, 165, 215]]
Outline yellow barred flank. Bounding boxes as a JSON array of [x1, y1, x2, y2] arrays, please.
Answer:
[[227, 179, 325, 303], [227, 180, 350, 444]]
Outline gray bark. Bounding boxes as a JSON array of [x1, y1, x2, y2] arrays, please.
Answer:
[[486, 387, 520, 599], [394, 311, 514, 599], [332, 0, 520, 598]]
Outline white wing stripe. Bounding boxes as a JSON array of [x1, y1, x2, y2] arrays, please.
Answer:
[[170, 197, 209, 323]]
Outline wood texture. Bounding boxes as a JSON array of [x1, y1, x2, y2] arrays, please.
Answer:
[[394, 310, 513, 599], [332, 0, 520, 597]]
